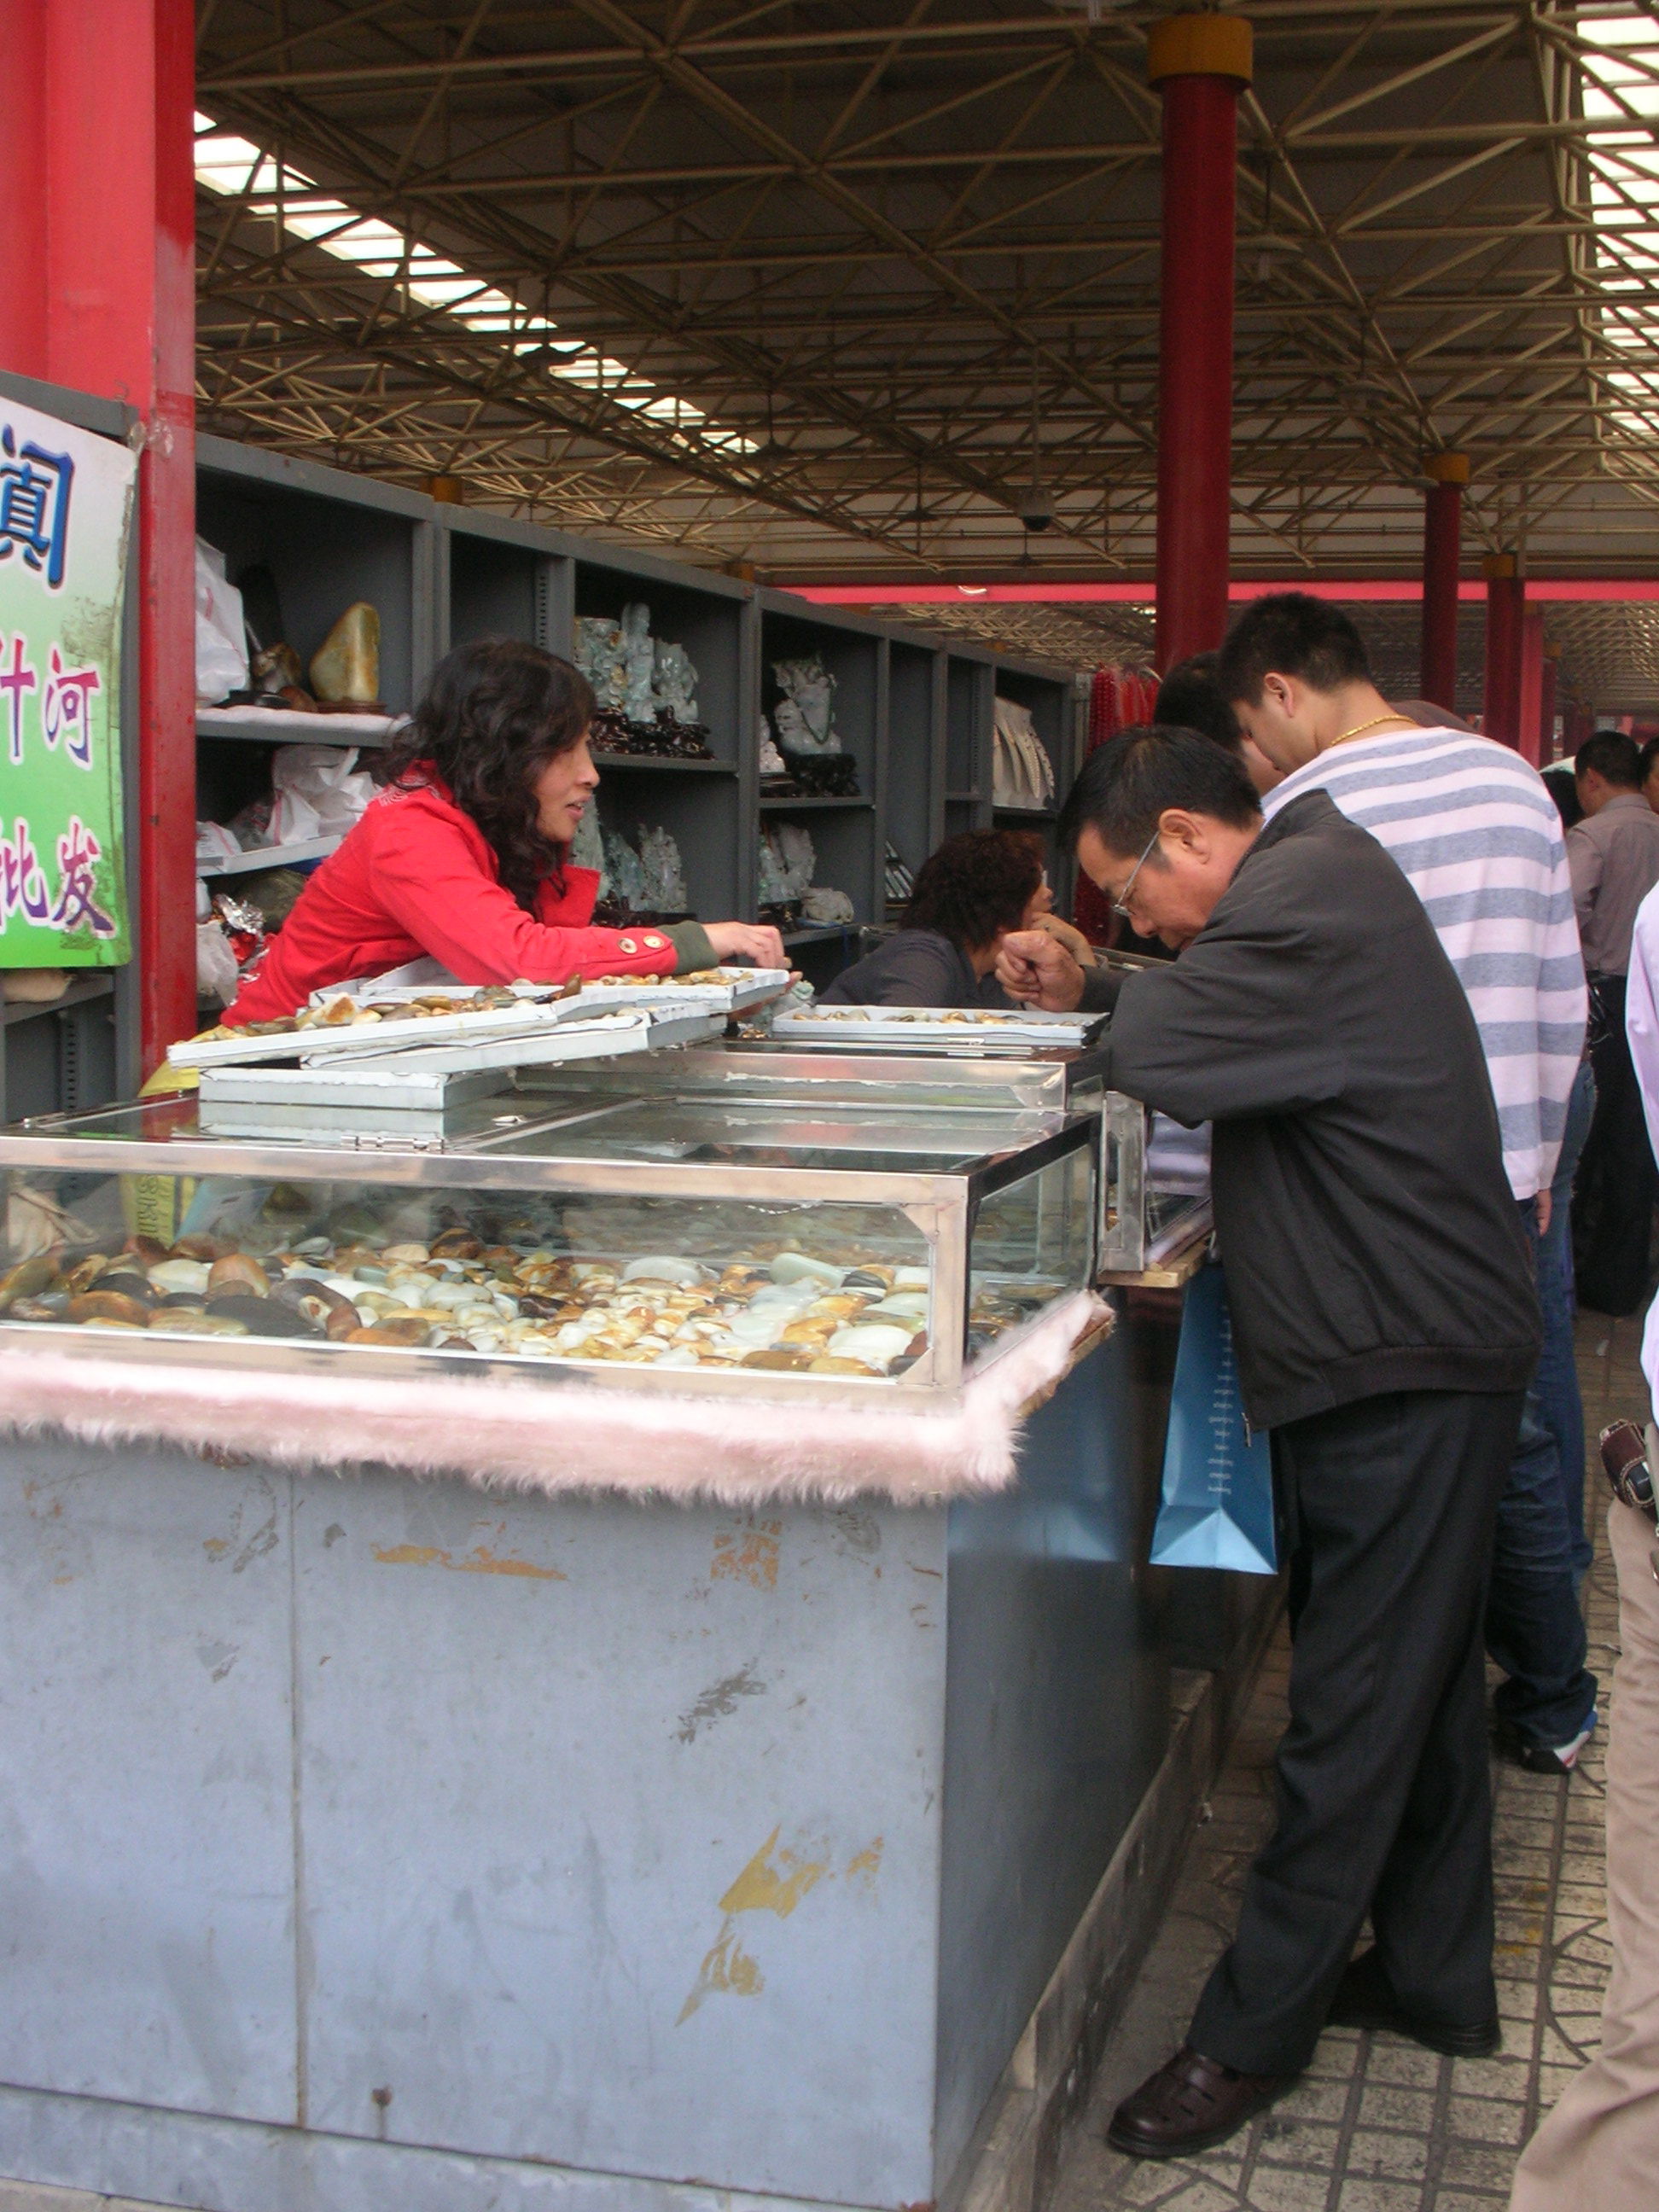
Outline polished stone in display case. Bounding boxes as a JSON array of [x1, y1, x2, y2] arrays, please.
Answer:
[[0, 1084, 1097, 1395]]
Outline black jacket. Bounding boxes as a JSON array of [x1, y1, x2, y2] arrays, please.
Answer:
[[821, 928, 981, 1007], [1082, 791, 1540, 1429]]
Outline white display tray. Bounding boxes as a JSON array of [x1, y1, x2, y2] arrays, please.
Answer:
[[170, 989, 625, 1072], [171, 965, 786, 1073], [567, 966, 789, 1015], [195, 1010, 725, 1143], [314, 961, 789, 1018], [323, 1007, 727, 1075], [771, 1004, 1099, 1051]]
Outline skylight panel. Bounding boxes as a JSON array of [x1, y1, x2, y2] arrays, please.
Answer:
[[193, 110, 757, 463], [1579, 17, 1659, 428]]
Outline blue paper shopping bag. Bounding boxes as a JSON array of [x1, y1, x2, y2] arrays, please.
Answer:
[[1150, 1262, 1278, 1575]]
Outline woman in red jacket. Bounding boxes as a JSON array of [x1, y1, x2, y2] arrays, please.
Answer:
[[226, 637, 783, 1025]]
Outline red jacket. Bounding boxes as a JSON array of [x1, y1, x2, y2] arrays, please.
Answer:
[[225, 773, 696, 1024]]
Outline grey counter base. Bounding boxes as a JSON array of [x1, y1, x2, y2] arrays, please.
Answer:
[[0, 2086, 847, 2212], [955, 1599, 1284, 2212], [0, 1323, 1185, 2212], [0, 1609, 1280, 2212]]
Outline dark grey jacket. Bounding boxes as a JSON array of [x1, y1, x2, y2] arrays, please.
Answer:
[[821, 928, 981, 1007], [1083, 791, 1540, 1429]]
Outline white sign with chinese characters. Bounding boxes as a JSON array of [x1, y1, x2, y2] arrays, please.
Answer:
[[0, 392, 136, 965]]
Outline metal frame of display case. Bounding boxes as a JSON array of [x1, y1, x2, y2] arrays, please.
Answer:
[[186, 437, 1077, 1004], [0, 1102, 1095, 1402], [0, 370, 142, 1124]]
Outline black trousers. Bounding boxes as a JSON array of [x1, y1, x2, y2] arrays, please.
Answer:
[[1575, 974, 1659, 1318], [1189, 1386, 1522, 2077]]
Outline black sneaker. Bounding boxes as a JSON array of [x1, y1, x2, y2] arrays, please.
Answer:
[[1497, 1714, 1597, 1776], [1326, 1950, 1500, 2058]]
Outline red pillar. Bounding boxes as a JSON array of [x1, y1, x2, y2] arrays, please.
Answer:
[[1517, 611, 1545, 767], [1148, 15, 1253, 673], [1420, 452, 1467, 713], [0, 1, 197, 1073], [1540, 649, 1559, 761], [1482, 555, 1525, 749]]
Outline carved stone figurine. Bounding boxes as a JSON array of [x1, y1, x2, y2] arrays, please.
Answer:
[[574, 616, 629, 710], [758, 713, 788, 777], [652, 638, 700, 725], [310, 602, 381, 705], [636, 824, 689, 912], [619, 602, 657, 723], [772, 654, 841, 755], [602, 828, 649, 912], [567, 800, 608, 890], [759, 822, 816, 908]]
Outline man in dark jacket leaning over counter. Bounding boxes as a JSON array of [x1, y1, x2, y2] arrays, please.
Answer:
[[997, 728, 1542, 2159]]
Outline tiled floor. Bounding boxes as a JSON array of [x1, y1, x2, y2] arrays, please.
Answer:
[[1051, 1311, 1646, 2212]]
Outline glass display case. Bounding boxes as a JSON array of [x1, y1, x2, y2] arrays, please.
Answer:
[[0, 1087, 1096, 1397], [1097, 1094, 1213, 1275], [533, 1040, 1210, 1284]]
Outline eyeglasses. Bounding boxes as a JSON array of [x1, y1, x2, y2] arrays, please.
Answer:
[[1111, 829, 1162, 921]]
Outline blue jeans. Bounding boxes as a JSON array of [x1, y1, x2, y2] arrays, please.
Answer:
[[1484, 1091, 1599, 1749], [1538, 1062, 1597, 1580]]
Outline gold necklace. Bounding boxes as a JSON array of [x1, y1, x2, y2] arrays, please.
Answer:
[[1327, 712, 1417, 749]]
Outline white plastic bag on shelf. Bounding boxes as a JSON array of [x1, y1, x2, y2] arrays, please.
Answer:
[[269, 744, 375, 844], [196, 920, 240, 1008], [195, 538, 248, 705], [195, 819, 242, 870]]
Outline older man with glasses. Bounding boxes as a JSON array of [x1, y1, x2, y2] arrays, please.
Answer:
[[998, 727, 1540, 2160]]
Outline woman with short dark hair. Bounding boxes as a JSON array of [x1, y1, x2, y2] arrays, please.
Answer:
[[226, 636, 781, 1023], [820, 828, 1048, 1006]]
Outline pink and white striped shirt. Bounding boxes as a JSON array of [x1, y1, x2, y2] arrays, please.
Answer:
[[1263, 727, 1587, 1201]]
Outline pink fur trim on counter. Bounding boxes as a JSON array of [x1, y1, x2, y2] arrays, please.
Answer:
[[0, 1292, 1111, 1505]]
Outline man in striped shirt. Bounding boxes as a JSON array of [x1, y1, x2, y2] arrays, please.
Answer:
[[1219, 593, 1596, 1780]]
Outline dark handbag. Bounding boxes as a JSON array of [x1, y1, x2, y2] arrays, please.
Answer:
[[1599, 1418, 1656, 1519], [1585, 973, 1620, 1057]]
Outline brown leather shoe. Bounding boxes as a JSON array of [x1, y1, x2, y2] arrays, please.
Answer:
[[1107, 2044, 1294, 2158]]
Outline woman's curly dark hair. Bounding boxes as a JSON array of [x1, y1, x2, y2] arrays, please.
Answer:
[[379, 637, 596, 911], [902, 829, 1044, 950]]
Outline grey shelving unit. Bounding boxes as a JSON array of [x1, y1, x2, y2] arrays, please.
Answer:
[[0, 370, 141, 1123], [438, 509, 752, 924], [943, 651, 995, 842], [575, 544, 749, 926], [928, 640, 1082, 912], [886, 638, 946, 909], [991, 652, 1085, 916], [194, 439, 439, 949], [191, 439, 1079, 998], [196, 434, 438, 721], [754, 591, 893, 986]]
